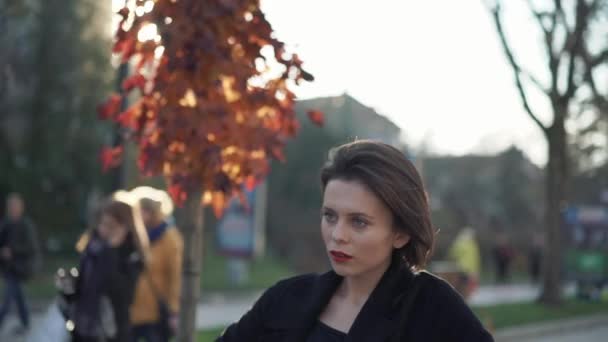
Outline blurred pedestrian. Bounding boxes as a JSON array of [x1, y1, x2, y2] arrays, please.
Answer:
[[528, 232, 544, 283], [68, 193, 147, 342], [217, 140, 493, 341], [492, 230, 514, 283], [448, 226, 481, 299], [0, 193, 40, 336], [130, 186, 183, 342]]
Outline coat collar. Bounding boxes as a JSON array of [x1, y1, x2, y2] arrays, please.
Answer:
[[288, 262, 416, 342]]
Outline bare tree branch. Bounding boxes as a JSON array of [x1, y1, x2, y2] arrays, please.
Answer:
[[526, 0, 552, 35], [489, 4, 548, 133], [554, 0, 570, 32], [590, 49, 608, 68], [527, 0, 563, 99], [522, 69, 549, 94], [581, 48, 608, 114], [564, 0, 590, 100]]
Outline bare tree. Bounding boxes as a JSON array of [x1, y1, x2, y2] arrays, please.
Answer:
[[485, 0, 608, 304]]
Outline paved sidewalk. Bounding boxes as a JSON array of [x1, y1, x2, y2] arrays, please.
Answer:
[[494, 313, 608, 342], [469, 282, 576, 306], [0, 300, 67, 342], [196, 291, 262, 329]]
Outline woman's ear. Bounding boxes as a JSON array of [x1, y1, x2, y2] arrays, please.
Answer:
[[393, 231, 410, 249]]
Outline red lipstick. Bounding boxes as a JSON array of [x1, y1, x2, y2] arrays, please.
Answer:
[[330, 250, 353, 263]]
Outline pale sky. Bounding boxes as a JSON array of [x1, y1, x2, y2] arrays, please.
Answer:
[[261, 0, 555, 165]]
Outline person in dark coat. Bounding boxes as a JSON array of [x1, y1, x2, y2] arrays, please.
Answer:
[[217, 140, 493, 342], [70, 197, 144, 342], [492, 231, 514, 284], [528, 232, 544, 283], [0, 193, 40, 335]]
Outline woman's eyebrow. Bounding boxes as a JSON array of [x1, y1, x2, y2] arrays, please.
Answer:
[[321, 207, 375, 220], [347, 212, 374, 220]]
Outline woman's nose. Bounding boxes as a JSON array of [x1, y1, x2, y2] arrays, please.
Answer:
[[331, 221, 350, 243]]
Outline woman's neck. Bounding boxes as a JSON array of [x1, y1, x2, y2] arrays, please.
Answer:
[[338, 259, 392, 306]]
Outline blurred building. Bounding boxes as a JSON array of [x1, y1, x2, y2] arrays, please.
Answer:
[[422, 147, 543, 261], [295, 93, 404, 147]]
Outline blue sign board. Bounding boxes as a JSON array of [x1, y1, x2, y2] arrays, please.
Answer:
[[216, 189, 257, 258]]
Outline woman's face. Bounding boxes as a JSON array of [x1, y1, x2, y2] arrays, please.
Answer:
[[98, 213, 128, 247], [321, 179, 409, 278], [141, 207, 154, 228]]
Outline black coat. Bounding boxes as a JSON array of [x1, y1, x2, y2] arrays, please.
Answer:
[[217, 263, 493, 342], [0, 217, 39, 280], [72, 234, 142, 342]]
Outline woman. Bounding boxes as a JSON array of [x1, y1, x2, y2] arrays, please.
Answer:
[[217, 140, 493, 341], [70, 197, 144, 342], [130, 187, 183, 342]]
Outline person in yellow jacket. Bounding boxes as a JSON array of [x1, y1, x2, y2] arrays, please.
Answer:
[[448, 226, 481, 299], [130, 187, 183, 342]]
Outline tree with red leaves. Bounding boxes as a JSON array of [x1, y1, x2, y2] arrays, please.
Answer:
[[99, 1, 322, 340]]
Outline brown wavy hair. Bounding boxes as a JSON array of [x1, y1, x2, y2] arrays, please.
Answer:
[[320, 140, 435, 270], [76, 199, 136, 253], [101, 200, 137, 235]]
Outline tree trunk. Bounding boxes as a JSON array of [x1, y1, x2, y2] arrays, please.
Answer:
[[176, 192, 204, 342], [539, 116, 567, 305]]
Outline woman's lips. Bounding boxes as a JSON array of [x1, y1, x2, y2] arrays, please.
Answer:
[[330, 250, 353, 262]]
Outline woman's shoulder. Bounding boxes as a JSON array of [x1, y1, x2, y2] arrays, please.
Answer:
[[415, 270, 471, 311], [157, 226, 183, 249], [417, 270, 458, 294], [413, 271, 494, 340]]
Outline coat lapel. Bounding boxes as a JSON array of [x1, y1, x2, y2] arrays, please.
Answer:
[[347, 264, 415, 342], [287, 270, 342, 342], [287, 264, 416, 342]]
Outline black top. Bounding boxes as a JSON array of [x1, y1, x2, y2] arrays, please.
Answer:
[[217, 261, 494, 342], [306, 321, 346, 342]]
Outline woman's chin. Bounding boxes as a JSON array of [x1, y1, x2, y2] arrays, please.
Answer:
[[330, 262, 354, 277]]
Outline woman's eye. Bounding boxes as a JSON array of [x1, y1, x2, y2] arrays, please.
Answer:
[[352, 218, 368, 228], [322, 212, 337, 223]]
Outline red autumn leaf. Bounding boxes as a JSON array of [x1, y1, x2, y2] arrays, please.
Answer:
[[116, 106, 140, 129], [112, 38, 134, 55], [119, 39, 136, 62], [270, 146, 286, 162], [285, 119, 301, 136], [244, 176, 259, 191], [97, 94, 122, 120], [122, 74, 146, 93], [307, 110, 324, 127], [168, 183, 188, 207], [117, 7, 129, 19], [100, 146, 124, 172]]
